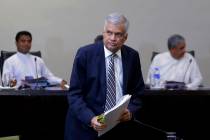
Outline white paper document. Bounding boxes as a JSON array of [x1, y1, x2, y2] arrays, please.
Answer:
[[0, 85, 16, 90], [98, 94, 132, 136]]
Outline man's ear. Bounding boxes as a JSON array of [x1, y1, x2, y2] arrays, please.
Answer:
[[124, 33, 128, 41]]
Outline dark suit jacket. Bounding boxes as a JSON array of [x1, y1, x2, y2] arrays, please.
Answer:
[[65, 42, 144, 140]]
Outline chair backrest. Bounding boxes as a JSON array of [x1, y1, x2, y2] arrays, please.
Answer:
[[0, 51, 41, 76], [151, 50, 195, 62], [94, 34, 103, 44]]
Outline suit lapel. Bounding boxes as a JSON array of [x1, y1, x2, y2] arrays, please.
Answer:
[[121, 46, 129, 95], [96, 43, 107, 100]]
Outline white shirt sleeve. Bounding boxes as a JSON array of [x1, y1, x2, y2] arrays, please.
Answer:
[[185, 58, 203, 89], [38, 58, 62, 85], [2, 60, 13, 86]]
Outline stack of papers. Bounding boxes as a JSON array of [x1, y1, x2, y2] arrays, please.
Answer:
[[0, 86, 16, 90], [21, 77, 49, 89], [98, 94, 131, 136]]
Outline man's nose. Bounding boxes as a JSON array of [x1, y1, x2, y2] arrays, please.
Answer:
[[110, 34, 117, 40]]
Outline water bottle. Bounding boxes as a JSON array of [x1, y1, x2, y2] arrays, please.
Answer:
[[150, 67, 161, 89], [166, 132, 177, 140]]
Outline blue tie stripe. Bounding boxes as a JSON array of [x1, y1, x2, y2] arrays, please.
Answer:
[[105, 54, 116, 111]]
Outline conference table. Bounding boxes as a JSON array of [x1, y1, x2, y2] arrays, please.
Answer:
[[0, 88, 69, 140], [139, 88, 210, 140], [0, 87, 210, 140]]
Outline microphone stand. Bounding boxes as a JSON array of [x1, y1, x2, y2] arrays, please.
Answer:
[[182, 59, 192, 83], [34, 57, 39, 90], [133, 118, 183, 140]]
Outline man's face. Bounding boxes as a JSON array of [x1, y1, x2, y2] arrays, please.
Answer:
[[16, 35, 32, 54], [170, 41, 186, 59], [103, 22, 127, 53]]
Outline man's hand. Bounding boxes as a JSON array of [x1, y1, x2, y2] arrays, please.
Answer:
[[118, 109, 132, 122], [60, 80, 67, 89], [91, 116, 106, 132], [10, 79, 17, 87]]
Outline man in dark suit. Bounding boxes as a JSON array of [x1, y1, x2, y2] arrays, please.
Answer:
[[65, 12, 145, 140]]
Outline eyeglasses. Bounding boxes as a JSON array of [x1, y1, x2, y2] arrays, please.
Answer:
[[105, 31, 125, 38]]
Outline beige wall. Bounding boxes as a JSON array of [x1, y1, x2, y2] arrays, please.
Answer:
[[0, 0, 210, 86]]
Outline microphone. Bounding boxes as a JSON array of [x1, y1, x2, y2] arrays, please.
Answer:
[[133, 118, 183, 140], [34, 57, 38, 80], [182, 59, 192, 83], [34, 57, 39, 89], [133, 118, 167, 134]]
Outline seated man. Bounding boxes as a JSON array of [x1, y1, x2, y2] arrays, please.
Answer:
[[146, 34, 203, 89], [2, 30, 67, 89]]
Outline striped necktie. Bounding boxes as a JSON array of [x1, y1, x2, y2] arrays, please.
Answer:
[[105, 54, 116, 111]]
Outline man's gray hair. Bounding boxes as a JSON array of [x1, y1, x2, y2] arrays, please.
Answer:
[[104, 12, 129, 33], [167, 34, 185, 50]]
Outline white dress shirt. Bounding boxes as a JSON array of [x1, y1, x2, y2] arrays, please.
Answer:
[[2, 52, 62, 87], [104, 46, 123, 103], [146, 52, 203, 89]]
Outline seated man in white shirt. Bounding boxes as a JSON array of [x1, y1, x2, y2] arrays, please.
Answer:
[[2, 30, 67, 89], [146, 34, 203, 89]]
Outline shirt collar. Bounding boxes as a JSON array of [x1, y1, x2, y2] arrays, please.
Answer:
[[17, 52, 30, 58], [104, 45, 121, 58]]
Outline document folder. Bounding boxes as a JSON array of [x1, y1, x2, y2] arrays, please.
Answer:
[[98, 94, 131, 136]]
